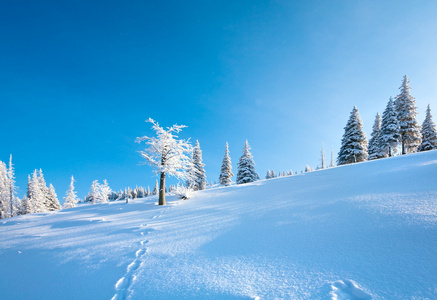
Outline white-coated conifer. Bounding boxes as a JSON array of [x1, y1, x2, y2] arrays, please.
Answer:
[[219, 142, 233, 186], [394, 75, 421, 154], [152, 180, 159, 195], [330, 147, 335, 168], [0, 162, 9, 218], [320, 143, 326, 169], [187, 140, 206, 191], [379, 98, 400, 157], [368, 113, 382, 160], [100, 180, 112, 203], [418, 105, 437, 151], [337, 106, 368, 165], [63, 176, 79, 209], [46, 184, 61, 211], [236, 140, 259, 184]]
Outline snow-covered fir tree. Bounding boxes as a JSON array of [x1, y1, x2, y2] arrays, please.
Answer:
[[152, 180, 159, 195], [63, 176, 79, 209], [305, 165, 311, 172], [330, 147, 335, 168], [136, 118, 192, 205], [46, 184, 61, 211], [37, 169, 51, 211], [236, 140, 259, 184], [320, 143, 326, 169], [26, 170, 46, 213], [337, 106, 368, 165], [146, 186, 150, 196], [368, 113, 382, 160], [187, 140, 206, 191], [265, 170, 272, 179], [100, 180, 112, 203], [88, 180, 103, 204], [418, 104, 437, 151], [7, 155, 17, 217], [378, 98, 401, 157], [394, 75, 421, 154], [219, 142, 233, 186], [0, 162, 9, 218]]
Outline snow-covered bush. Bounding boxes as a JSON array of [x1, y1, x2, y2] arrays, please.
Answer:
[[174, 185, 194, 200]]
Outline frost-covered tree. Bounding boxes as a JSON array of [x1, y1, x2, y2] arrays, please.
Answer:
[[152, 180, 159, 195], [37, 169, 51, 210], [100, 180, 112, 203], [320, 143, 326, 169], [330, 147, 335, 168], [265, 170, 272, 180], [337, 106, 368, 165], [187, 140, 206, 191], [418, 105, 437, 152], [136, 118, 192, 205], [368, 113, 382, 160], [88, 180, 103, 204], [305, 165, 311, 172], [63, 176, 79, 209], [219, 142, 233, 186], [379, 98, 400, 157], [7, 155, 17, 217], [46, 184, 61, 211], [394, 75, 421, 154], [146, 186, 150, 196], [26, 170, 46, 213], [236, 140, 259, 184], [0, 162, 9, 218]]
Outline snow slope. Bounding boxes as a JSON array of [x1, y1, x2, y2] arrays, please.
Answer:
[[1, 151, 436, 299]]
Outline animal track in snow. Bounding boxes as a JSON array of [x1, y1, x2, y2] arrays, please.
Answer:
[[111, 227, 149, 300], [330, 280, 372, 300]]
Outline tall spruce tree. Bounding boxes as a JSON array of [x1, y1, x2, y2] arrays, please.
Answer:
[[219, 142, 233, 186], [368, 113, 382, 160], [236, 140, 259, 184], [152, 180, 159, 195], [330, 147, 335, 168], [7, 155, 17, 217], [394, 75, 421, 154], [188, 140, 206, 191], [337, 106, 368, 165], [0, 162, 8, 218], [320, 143, 326, 169], [418, 104, 437, 151], [63, 176, 79, 209], [379, 98, 400, 157], [46, 184, 61, 211]]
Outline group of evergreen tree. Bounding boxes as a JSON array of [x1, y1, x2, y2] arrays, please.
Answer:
[[265, 170, 293, 179], [23, 169, 61, 214], [338, 75, 437, 165], [218, 140, 259, 186]]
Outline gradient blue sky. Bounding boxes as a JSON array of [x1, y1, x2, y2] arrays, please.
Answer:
[[1, 0, 437, 199]]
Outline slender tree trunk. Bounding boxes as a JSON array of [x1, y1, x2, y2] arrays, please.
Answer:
[[401, 134, 406, 155], [389, 146, 392, 157], [159, 172, 166, 205]]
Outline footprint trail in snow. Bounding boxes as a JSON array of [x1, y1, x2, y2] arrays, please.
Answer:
[[111, 207, 170, 300]]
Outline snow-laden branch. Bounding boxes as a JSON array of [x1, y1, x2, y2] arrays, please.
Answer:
[[136, 118, 192, 179]]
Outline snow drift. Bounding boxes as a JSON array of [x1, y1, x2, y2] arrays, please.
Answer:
[[0, 151, 436, 299]]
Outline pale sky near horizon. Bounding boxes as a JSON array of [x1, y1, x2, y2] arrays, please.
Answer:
[[1, 0, 437, 199]]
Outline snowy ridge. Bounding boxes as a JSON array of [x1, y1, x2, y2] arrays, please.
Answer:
[[0, 151, 437, 299]]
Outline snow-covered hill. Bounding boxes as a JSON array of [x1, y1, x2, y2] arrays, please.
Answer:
[[1, 151, 436, 299]]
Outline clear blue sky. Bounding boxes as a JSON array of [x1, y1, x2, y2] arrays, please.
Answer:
[[1, 0, 437, 199]]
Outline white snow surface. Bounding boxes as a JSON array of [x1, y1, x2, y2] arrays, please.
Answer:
[[1, 151, 437, 299]]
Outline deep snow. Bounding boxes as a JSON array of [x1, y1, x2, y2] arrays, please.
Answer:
[[0, 151, 436, 299]]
